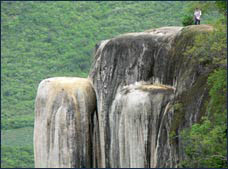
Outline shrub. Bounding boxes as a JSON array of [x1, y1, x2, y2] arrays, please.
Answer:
[[182, 15, 194, 26]]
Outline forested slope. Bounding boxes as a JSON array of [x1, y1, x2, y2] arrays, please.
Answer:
[[1, 1, 222, 168]]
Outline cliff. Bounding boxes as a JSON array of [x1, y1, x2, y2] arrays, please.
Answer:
[[34, 25, 213, 168]]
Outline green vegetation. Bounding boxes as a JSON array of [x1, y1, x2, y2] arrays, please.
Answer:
[[1, 1, 221, 130], [182, 1, 223, 24], [1, 146, 34, 168], [1, 1, 187, 131], [184, 23, 226, 66], [1, 127, 34, 168], [178, 1, 227, 168], [1, 127, 34, 146], [180, 69, 227, 168], [1, 1, 223, 168], [182, 15, 194, 26]]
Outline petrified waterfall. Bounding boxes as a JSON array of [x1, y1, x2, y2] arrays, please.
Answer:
[[109, 83, 174, 168], [34, 77, 96, 168], [34, 25, 213, 168]]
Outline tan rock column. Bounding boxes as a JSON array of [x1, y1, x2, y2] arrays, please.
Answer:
[[34, 77, 96, 168]]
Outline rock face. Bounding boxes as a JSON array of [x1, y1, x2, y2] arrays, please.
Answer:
[[34, 25, 213, 168], [89, 25, 213, 167], [34, 77, 96, 168], [109, 83, 174, 168], [89, 26, 182, 167]]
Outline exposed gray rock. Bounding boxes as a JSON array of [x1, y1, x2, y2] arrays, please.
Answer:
[[109, 83, 174, 168], [89, 25, 213, 167], [34, 77, 96, 168], [89, 26, 182, 167]]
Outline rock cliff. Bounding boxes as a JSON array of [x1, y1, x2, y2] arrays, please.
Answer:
[[89, 25, 213, 168], [34, 25, 213, 168]]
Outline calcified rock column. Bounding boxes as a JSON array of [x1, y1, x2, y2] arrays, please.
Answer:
[[34, 77, 96, 168], [109, 83, 174, 168]]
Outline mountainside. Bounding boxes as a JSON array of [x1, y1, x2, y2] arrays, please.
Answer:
[[1, 1, 224, 168]]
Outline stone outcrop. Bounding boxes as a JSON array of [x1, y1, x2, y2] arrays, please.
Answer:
[[34, 25, 213, 168], [34, 77, 96, 168], [109, 83, 174, 168], [89, 26, 182, 167], [89, 25, 213, 167]]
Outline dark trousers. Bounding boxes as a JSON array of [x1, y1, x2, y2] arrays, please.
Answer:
[[194, 18, 200, 25]]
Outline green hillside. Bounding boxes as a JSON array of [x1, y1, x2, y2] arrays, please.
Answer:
[[1, 1, 223, 168], [1, 1, 220, 130]]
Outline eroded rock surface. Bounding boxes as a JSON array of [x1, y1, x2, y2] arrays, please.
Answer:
[[34, 77, 96, 168], [109, 83, 174, 168], [89, 25, 213, 167], [89, 26, 182, 167], [34, 25, 213, 168]]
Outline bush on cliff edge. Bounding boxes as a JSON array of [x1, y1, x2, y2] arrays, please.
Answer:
[[182, 15, 194, 26]]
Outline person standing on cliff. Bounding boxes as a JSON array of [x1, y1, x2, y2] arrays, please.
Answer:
[[194, 8, 202, 25]]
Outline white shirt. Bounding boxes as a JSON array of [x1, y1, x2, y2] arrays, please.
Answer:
[[194, 10, 202, 20]]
